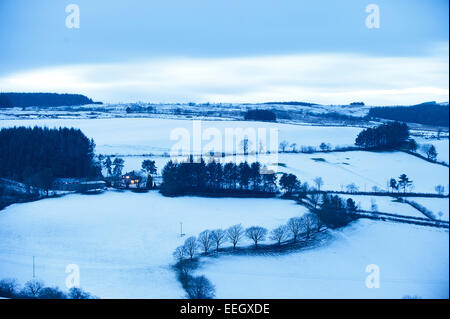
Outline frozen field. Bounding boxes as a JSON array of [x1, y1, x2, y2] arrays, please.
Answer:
[[2, 117, 446, 195], [408, 197, 449, 221], [194, 219, 449, 298], [415, 137, 449, 164], [338, 195, 428, 218], [276, 152, 449, 194], [118, 151, 449, 194], [0, 118, 362, 156], [0, 191, 307, 298]]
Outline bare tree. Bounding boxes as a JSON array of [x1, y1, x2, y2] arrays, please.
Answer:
[[179, 260, 195, 279], [198, 230, 213, 255], [227, 224, 244, 249], [240, 138, 252, 155], [313, 177, 323, 191], [287, 217, 302, 242], [290, 143, 297, 153], [316, 213, 325, 232], [185, 275, 215, 299], [370, 199, 378, 212], [308, 191, 321, 209], [68, 287, 94, 299], [211, 229, 227, 252], [173, 246, 187, 261], [0, 278, 19, 298], [184, 236, 198, 260], [39, 287, 67, 299], [21, 280, 44, 298], [346, 183, 359, 193], [279, 140, 289, 153], [245, 226, 268, 248], [301, 213, 318, 239], [435, 185, 445, 195], [270, 225, 288, 245]]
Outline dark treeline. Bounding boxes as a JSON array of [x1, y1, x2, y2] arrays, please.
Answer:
[[0, 278, 97, 299], [0, 127, 101, 188], [244, 109, 277, 122], [315, 194, 358, 228], [355, 121, 410, 149], [0, 93, 98, 108], [368, 102, 449, 127], [160, 157, 277, 196]]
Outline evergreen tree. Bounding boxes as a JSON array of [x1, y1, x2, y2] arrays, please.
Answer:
[[0, 126, 100, 184], [103, 156, 112, 177], [142, 159, 157, 189], [355, 122, 410, 149], [426, 145, 437, 161], [398, 174, 412, 193], [112, 158, 125, 179], [238, 162, 251, 190]]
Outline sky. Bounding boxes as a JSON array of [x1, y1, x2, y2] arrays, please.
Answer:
[[0, 0, 448, 105]]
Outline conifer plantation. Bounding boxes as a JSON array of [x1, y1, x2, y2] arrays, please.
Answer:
[[0, 126, 101, 183]]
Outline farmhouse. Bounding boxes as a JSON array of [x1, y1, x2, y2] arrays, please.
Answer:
[[122, 171, 143, 188]]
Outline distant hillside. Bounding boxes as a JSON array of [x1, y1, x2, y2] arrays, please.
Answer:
[[368, 102, 449, 127], [0, 92, 101, 108], [263, 101, 318, 106]]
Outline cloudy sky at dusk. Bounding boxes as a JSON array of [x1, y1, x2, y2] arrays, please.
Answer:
[[0, 0, 448, 105]]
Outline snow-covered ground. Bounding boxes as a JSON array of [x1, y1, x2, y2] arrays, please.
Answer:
[[277, 152, 448, 194], [194, 219, 449, 299], [0, 102, 372, 121], [0, 118, 362, 156], [408, 197, 449, 221], [415, 137, 449, 164], [338, 195, 428, 218], [2, 117, 446, 194], [117, 151, 449, 194], [1, 115, 448, 299], [0, 191, 307, 298]]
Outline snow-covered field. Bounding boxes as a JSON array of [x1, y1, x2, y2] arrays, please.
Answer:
[[0, 118, 362, 156], [118, 151, 449, 194], [0, 116, 448, 299], [2, 117, 447, 194], [0, 191, 307, 298], [415, 137, 449, 164], [277, 152, 448, 194], [338, 195, 428, 218], [194, 219, 449, 299], [408, 197, 449, 221]]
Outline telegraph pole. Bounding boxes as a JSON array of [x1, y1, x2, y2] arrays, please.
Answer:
[[32, 256, 35, 279]]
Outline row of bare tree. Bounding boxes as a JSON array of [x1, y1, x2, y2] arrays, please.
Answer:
[[173, 213, 323, 262]]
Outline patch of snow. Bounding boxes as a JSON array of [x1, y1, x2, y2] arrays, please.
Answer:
[[194, 219, 449, 298], [0, 192, 307, 298], [338, 195, 428, 219], [407, 197, 449, 221]]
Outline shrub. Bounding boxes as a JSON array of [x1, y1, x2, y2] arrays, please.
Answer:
[[185, 276, 215, 299]]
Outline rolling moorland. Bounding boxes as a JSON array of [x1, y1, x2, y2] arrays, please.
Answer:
[[0, 98, 448, 299]]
